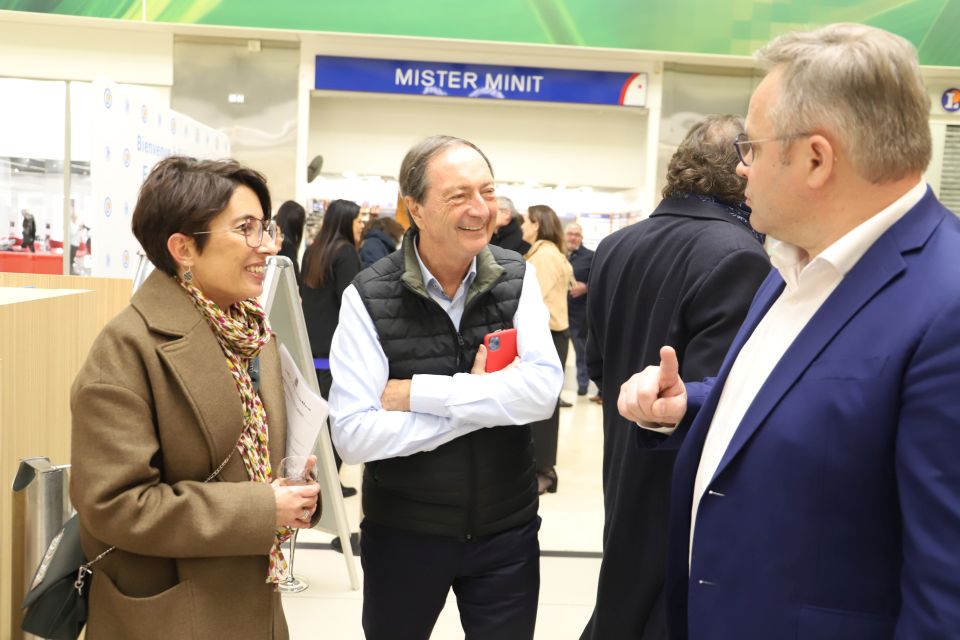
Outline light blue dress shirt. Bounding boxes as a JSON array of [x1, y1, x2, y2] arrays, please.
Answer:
[[328, 246, 563, 465]]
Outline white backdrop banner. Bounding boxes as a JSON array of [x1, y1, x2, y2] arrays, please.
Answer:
[[89, 79, 229, 278]]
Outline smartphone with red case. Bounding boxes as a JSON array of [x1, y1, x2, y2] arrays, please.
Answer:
[[483, 328, 518, 373]]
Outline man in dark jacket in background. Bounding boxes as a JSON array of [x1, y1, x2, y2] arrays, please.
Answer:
[[565, 222, 594, 396], [491, 195, 530, 255], [20, 210, 37, 253], [359, 216, 404, 268], [580, 114, 770, 640]]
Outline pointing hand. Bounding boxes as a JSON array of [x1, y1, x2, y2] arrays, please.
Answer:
[[617, 346, 687, 426]]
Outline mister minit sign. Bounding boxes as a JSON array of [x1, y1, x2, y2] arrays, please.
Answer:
[[314, 55, 647, 108]]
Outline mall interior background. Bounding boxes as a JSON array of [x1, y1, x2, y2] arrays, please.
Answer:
[[1, 1, 957, 279], [1, 2, 958, 637]]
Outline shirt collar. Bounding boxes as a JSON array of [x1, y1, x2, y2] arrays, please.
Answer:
[[413, 239, 477, 300], [769, 180, 926, 290]]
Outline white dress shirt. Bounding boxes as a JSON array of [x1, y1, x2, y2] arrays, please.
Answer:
[[686, 180, 926, 566], [328, 246, 563, 465]]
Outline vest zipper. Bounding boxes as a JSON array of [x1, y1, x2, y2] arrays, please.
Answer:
[[466, 432, 477, 542], [452, 327, 476, 540], [455, 331, 467, 371], [400, 276, 495, 541], [454, 289, 499, 542]]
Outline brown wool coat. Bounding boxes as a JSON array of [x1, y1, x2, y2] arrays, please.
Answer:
[[70, 270, 294, 640]]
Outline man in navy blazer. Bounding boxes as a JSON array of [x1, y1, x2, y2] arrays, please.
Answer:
[[619, 23, 960, 640]]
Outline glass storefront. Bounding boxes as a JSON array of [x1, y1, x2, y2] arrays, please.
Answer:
[[0, 78, 147, 275], [0, 78, 68, 274]]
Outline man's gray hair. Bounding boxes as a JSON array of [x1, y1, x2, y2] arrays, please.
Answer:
[[662, 114, 746, 205], [497, 196, 518, 217], [399, 135, 494, 205], [757, 23, 931, 183]]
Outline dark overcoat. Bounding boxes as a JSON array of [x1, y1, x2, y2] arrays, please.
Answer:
[[581, 196, 769, 640]]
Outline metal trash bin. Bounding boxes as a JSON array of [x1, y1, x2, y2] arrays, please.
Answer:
[[12, 457, 73, 640]]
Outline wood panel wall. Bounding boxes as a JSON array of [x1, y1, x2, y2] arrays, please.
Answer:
[[0, 274, 131, 640]]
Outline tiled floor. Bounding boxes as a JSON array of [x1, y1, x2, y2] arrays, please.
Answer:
[[283, 366, 607, 639]]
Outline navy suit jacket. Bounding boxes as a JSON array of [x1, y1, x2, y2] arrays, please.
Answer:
[[667, 188, 960, 640]]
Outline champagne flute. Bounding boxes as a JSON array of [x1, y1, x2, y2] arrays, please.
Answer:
[[277, 455, 317, 593]]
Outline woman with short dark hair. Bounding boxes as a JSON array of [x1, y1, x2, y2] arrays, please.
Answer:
[[71, 156, 320, 640]]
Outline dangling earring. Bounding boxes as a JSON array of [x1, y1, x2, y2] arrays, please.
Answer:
[[182, 269, 193, 283]]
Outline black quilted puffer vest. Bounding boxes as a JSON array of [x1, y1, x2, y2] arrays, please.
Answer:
[[352, 233, 538, 539]]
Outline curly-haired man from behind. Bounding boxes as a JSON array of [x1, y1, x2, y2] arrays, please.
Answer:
[[581, 115, 770, 640]]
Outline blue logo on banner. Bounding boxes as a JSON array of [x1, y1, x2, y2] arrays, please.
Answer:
[[105, 253, 111, 269], [104, 197, 112, 218], [123, 148, 131, 167], [141, 104, 149, 123], [122, 250, 130, 269], [124, 202, 130, 217], [157, 113, 162, 128], [125, 99, 130, 115], [943, 88, 960, 113], [314, 55, 648, 107], [104, 146, 111, 161], [171, 117, 177, 135], [103, 88, 113, 109]]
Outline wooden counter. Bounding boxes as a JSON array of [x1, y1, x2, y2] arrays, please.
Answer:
[[0, 274, 131, 640]]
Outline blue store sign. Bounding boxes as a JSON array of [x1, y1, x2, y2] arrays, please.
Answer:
[[314, 55, 648, 108]]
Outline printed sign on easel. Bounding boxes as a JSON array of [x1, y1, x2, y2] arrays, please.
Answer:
[[260, 254, 360, 590]]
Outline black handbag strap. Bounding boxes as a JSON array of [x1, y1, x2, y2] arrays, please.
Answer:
[[80, 355, 261, 577], [78, 447, 235, 580]]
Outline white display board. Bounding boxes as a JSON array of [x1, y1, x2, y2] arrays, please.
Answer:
[[89, 78, 229, 278], [259, 255, 360, 590], [578, 212, 638, 250]]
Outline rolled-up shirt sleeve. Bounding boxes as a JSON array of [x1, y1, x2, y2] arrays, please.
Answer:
[[329, 267, 562, 465]]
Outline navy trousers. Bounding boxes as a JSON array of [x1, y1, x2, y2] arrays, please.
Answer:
[[570, 327, 589, 393], [360, 517, 541, 640]]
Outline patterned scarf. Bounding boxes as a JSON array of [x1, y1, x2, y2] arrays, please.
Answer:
[[685, 193, 766, 245], [178, 277, 293, 585]]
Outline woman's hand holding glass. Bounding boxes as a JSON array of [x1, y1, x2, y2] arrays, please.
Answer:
[[272, 455, 320, 528]]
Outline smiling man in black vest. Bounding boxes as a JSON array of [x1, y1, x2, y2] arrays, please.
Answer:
[[328, 135, 563, 640]]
